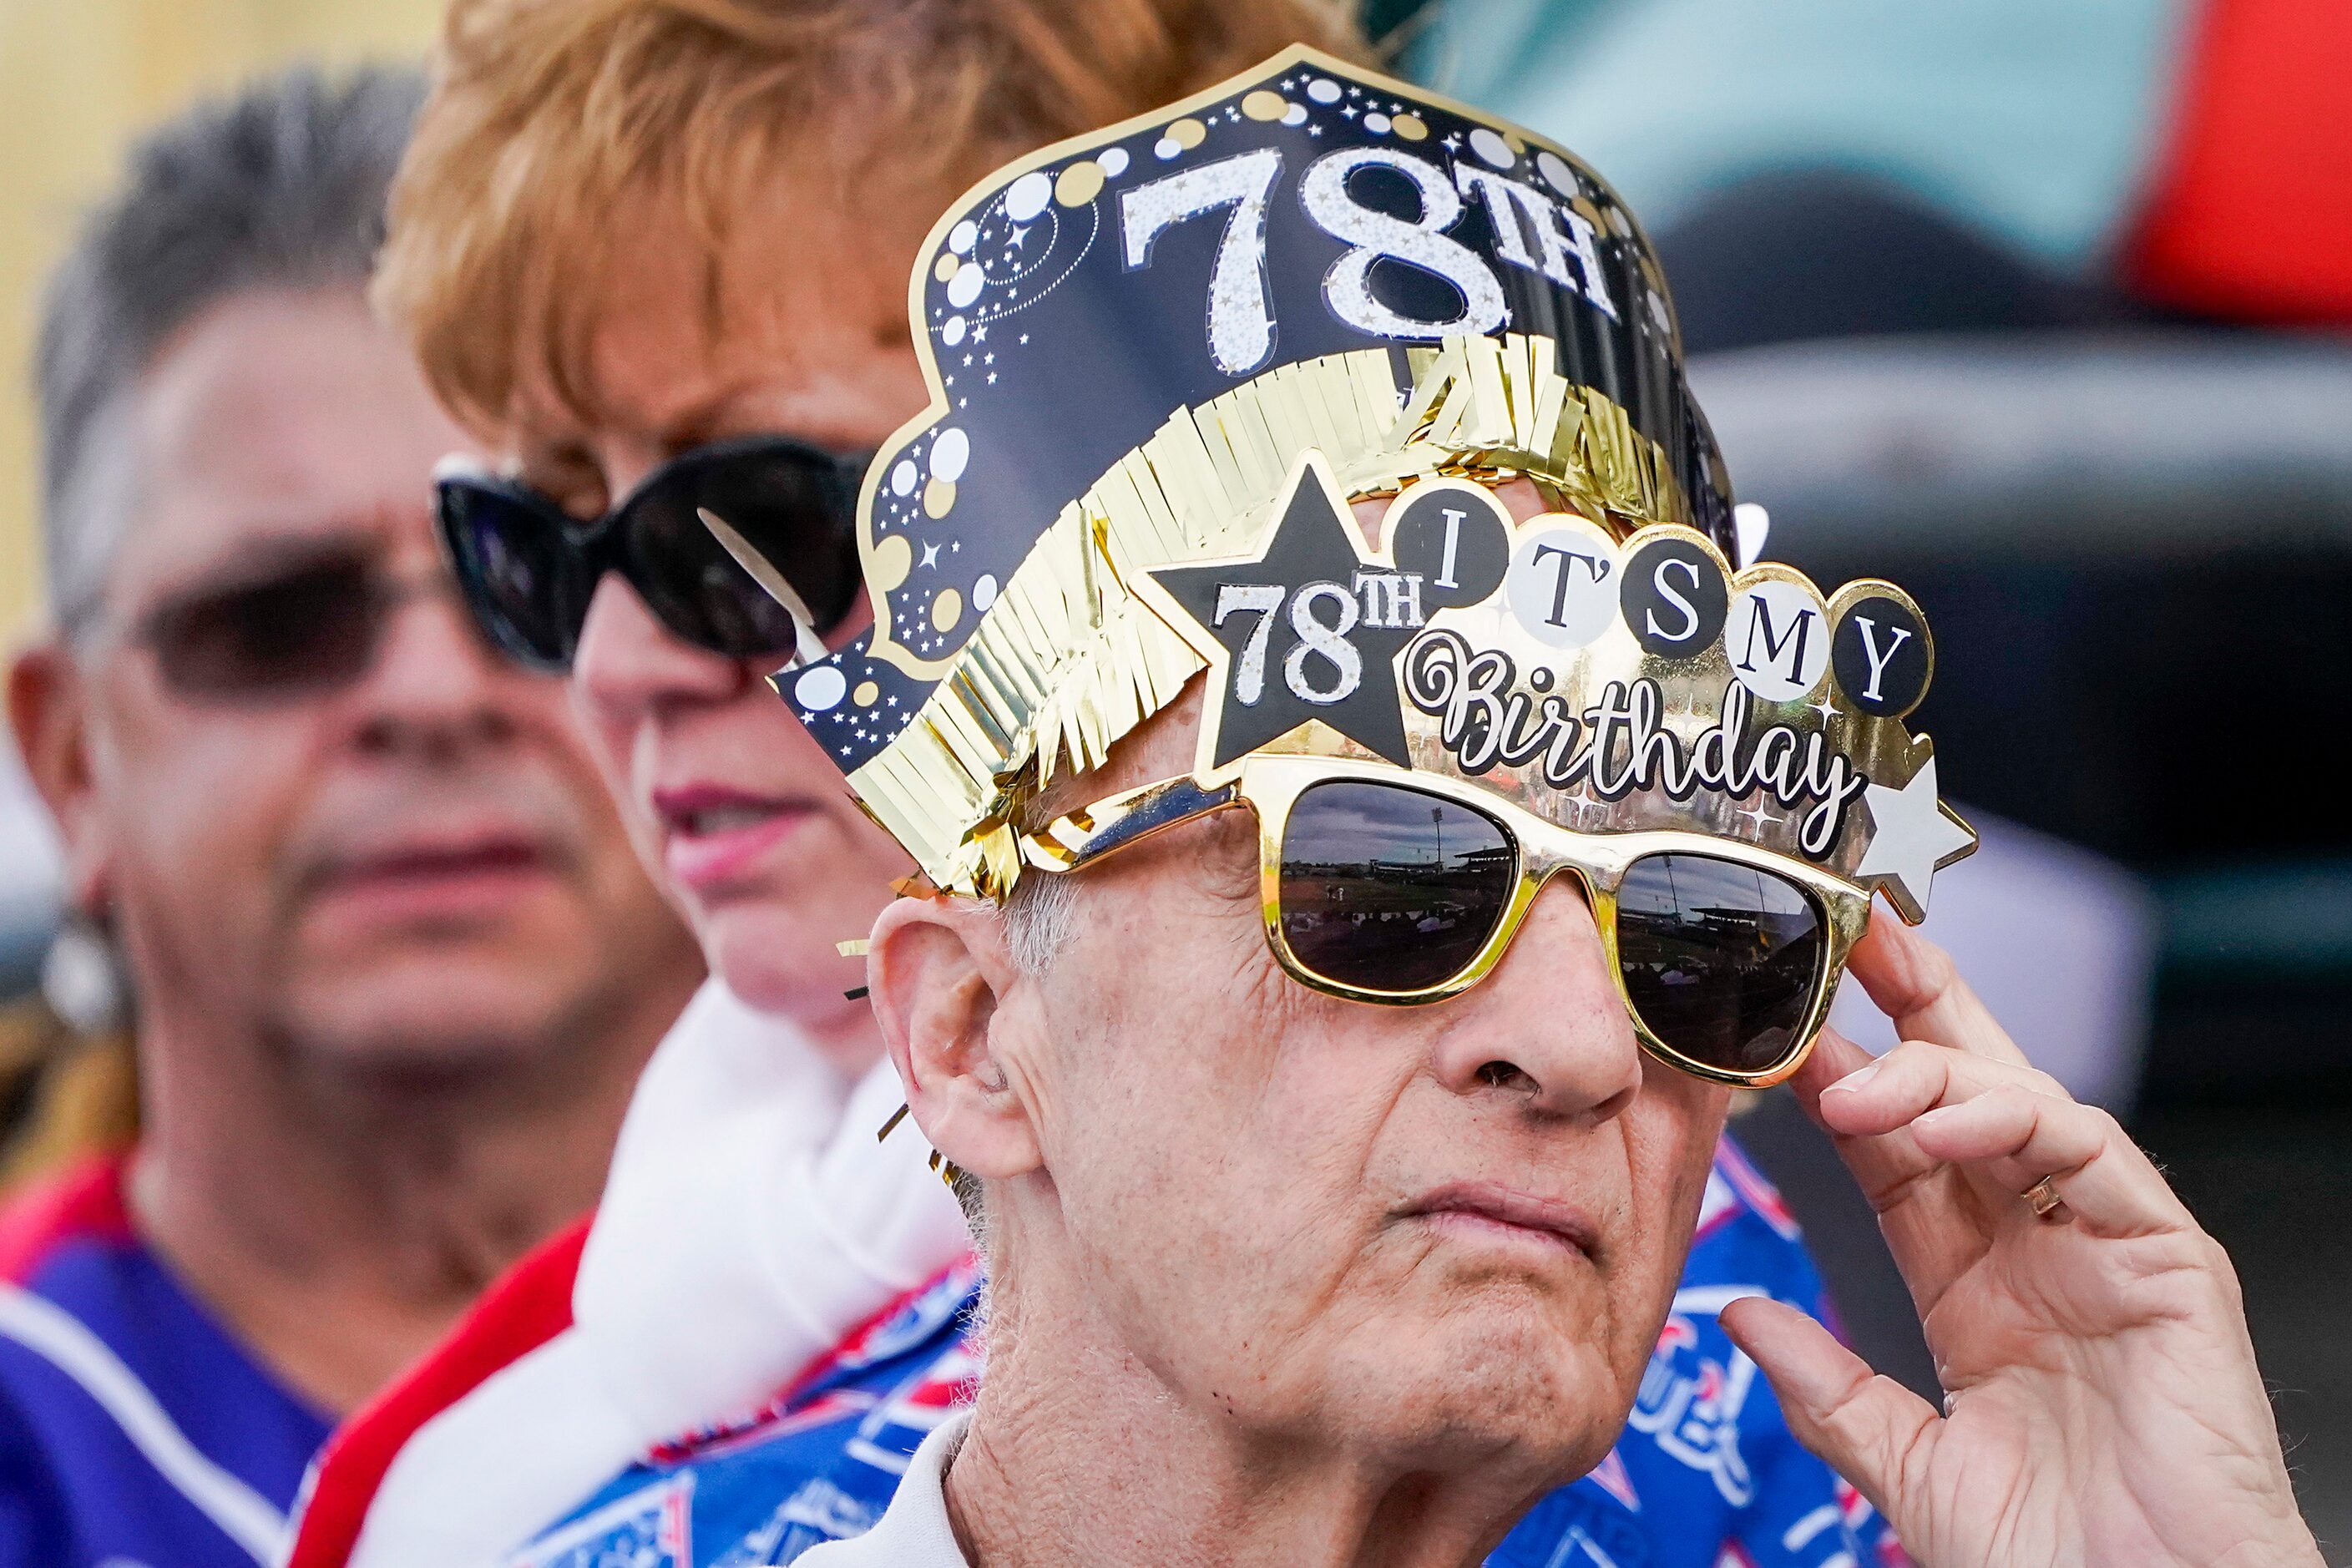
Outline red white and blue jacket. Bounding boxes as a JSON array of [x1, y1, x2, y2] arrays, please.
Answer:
[[0, 1155, 330, 1567], [341, 1139, 1904, 1568]]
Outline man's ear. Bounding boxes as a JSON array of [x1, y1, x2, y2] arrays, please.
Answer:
[[867, 893, 1043, 1183], [8, 643, 109, 913]]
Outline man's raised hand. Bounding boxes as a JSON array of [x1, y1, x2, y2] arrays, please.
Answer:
[[1719, 918, 2320, 1568]]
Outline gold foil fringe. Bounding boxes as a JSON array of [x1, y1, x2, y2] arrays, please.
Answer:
[[851, 332, 1697, 900]]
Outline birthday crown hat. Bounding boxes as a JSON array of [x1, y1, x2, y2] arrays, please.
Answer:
[[726, 44, 1974, 918]]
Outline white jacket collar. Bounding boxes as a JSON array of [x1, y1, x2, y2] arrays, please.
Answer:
[[795, 1409, 974, 1567]]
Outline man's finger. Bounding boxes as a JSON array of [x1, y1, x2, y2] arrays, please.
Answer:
[[1814, 1039, 2067, 1144], [1907, 1086, 2195, 1241], [1848, 915, 2031, 1068], [1789, 1030, 1987, 1316], [1790, 1029, 1940, 1208], [1720, 1295, 1935, 1528], [1788, 1026, 1884, 1120]]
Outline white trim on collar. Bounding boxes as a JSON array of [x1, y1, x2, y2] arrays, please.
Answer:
[[795, 1409, 974, 1566], [0, 1282, 288, 1564]]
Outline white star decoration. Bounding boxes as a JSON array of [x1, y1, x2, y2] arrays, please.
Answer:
[[1854, 756, 1974, 917]]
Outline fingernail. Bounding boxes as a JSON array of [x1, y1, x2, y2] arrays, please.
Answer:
[[1825, 1061, 1880, 1095]]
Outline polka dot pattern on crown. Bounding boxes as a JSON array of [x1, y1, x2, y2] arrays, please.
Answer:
[[756, 46, 1727, 795]]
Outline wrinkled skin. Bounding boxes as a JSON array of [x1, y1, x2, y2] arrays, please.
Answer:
[[875, 663, 1732, 1565], [871, 503, 2316, 1565], [1722, 918, 2321, 1568]]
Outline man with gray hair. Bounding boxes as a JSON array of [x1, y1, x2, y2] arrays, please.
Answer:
[[0, 67, 701, 1567]]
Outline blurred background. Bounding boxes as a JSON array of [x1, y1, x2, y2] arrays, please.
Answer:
[[0, 0, 442, 1001], [5, 0, 2351, 1545]]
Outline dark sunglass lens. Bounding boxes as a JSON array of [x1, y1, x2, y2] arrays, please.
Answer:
[[1615, 854, 1824, 1075], [438, 481, 585, 668], [1278, 781, 1516, 994], [149, 558, 378, 699], [624, 443, 862, 661]]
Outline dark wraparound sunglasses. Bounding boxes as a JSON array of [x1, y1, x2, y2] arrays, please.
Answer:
[[1021, 756, 1872, 1087], [433, 435, 869, 672]]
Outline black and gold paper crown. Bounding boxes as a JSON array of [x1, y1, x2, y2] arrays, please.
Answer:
[[746, 45, 1973, 913]]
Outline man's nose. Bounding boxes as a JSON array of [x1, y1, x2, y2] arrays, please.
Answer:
[[572, 573, 759, 727], [1427, 872, 1644, 1120], [348, 582, 528, 760]]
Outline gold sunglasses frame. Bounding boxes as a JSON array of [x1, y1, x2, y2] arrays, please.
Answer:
[[1019, 755, 1873, 1089]]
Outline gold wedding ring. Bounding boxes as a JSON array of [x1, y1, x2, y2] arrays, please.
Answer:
[[2023, 1178, 2067, 1221]]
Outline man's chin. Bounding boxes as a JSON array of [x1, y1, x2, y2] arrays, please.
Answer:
[[701, 900, 872, 1013], [271, 956, 589, 1074], [1321, 1296, 1631, 1476]]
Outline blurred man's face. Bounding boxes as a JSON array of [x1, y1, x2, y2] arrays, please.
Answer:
[[496, 199, 924, 1067], [33, 288, 694, 1069]]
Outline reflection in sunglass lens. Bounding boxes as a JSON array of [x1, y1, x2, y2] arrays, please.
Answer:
[[438, 481, 586, 668], [146, 557, 380, 700], [1279, 781, 1516, 994], [1616, 853, 1823, 1075], [625, 444, 862, 662]]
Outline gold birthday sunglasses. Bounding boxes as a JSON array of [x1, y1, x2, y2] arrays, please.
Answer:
[[1019, 754, 1871, 1088]]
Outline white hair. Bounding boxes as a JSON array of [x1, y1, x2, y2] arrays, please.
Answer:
[[1001, 870, 1079, 976]]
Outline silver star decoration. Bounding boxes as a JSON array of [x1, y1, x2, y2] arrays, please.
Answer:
[[1808, 694, 1839, 726], [920, 541, 941, 568], [1854, 756, 1975, 918], [1738, 799, 1779, 832], [1008, 226, 1030, 249]]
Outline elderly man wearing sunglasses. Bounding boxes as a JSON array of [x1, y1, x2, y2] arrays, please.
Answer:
[[0, 68, 711, 1568], [286, 0, 1945, 1563], [691, 51, 2313, 1568]]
